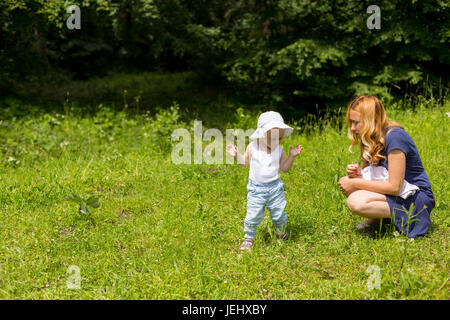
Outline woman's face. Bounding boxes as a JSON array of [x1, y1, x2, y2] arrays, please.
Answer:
[[349, 109, 362, 138]]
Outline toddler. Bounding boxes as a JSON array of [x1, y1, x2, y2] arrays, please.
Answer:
[[226, 111, 303, 250]]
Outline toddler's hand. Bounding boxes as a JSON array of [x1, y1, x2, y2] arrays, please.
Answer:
[[289, 144, 303, 158], [226, 144, 238, 158]]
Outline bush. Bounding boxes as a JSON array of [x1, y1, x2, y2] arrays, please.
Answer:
[[219, 0, 450, 112]]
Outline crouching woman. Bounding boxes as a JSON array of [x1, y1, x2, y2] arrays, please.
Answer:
[[338, 96, 435, 238]]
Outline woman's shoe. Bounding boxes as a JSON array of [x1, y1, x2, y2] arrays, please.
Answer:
[[356, 219, 379, 231]]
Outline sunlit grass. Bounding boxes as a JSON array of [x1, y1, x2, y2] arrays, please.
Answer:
[[0, 86, 448, 299]]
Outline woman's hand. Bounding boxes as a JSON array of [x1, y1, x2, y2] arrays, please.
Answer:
[[338, 176, 358, 196], [346, 163, 361, 178]]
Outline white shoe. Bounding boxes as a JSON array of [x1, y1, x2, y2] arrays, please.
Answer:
[[356, 219, 378, 231]]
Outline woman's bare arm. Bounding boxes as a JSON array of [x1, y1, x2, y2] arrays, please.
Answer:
[[352, 150, 406, 196]]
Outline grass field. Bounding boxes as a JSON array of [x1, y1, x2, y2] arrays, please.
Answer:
[[0, 76, 449, 299]]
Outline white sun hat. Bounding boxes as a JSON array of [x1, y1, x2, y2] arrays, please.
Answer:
[[249, 111, 294, 140]]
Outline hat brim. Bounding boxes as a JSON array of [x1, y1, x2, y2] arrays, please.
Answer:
[[249, 123, 293, 140]]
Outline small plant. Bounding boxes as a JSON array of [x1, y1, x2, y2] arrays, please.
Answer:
[[65, 193, 99, 216], [398, 202, 425, 238]]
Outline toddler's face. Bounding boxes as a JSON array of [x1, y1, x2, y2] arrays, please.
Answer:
[[261, 128, 284, 150]]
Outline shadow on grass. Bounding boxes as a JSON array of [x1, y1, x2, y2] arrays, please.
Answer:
[[259, 218, 317, 245], [357, 217, 439, 240], [353, 219, 394, 239]]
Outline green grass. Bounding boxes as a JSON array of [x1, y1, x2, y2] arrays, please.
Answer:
[[0, 79, 449, 299]]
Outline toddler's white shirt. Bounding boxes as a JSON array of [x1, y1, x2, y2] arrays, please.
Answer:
[[249, 141, 282, 184], [362, 166, 419, 199]]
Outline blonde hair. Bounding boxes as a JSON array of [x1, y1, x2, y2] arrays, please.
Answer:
[[346, 96, 403, 165]]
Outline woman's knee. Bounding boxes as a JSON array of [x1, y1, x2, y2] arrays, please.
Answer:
[[347, 193, 365, 214]]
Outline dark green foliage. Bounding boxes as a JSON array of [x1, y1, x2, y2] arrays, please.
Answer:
[[220, 0, 450, 111], [0, 0, 449, 113]]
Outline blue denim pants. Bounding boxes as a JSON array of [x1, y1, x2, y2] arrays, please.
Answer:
[[244, 178, 288, 239]]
